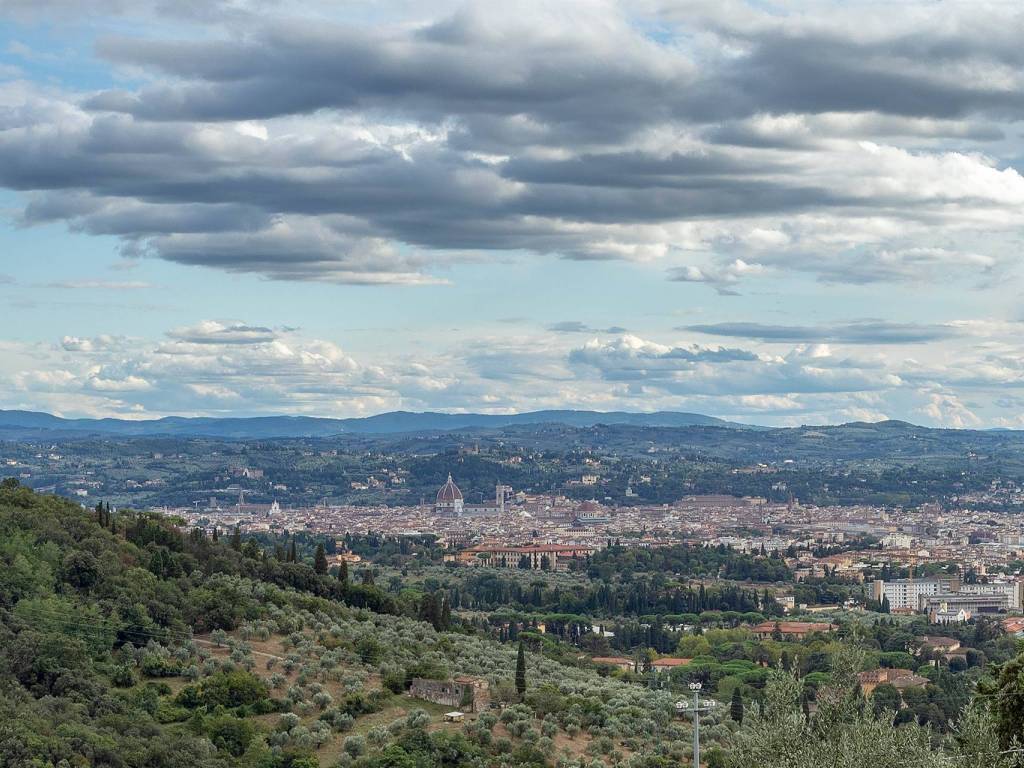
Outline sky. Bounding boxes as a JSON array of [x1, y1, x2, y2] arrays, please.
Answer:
[[1, 0, 1023, 428]]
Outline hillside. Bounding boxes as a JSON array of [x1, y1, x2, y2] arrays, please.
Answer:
[[1, 482, 1017, 768], [0, 481, 695, 768]]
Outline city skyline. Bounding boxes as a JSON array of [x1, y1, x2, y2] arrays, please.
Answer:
[[3, 1, 1024, 427]]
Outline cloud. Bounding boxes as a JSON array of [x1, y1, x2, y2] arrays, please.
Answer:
[[85, 2, 1024, 128], [0, 2, 1018, 288], [682, 321, 963, 344], [568, 334, 899, 396], [667, 259, 766, 294], [48, 280, 152, 290], [165, 321, 280, 345], [919, 392, 982, 429], [85, 374, 151, 391], [61, 334, 122, 352], [89, 6, 692, 133], [4, 318, 1024, 428], [547, 321, 628, 334], [3, 1, 1024, 430]]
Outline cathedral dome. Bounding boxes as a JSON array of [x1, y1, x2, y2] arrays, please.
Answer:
[[437, 473, 463, 503]]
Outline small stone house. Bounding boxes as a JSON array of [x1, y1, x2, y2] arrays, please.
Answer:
[[409, 676, 490, 712]]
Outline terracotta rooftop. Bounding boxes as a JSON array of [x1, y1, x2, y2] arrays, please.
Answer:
[[652, 658, 692, 667]]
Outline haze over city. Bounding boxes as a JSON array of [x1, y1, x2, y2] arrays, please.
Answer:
[[3, 1, 1024, 427]]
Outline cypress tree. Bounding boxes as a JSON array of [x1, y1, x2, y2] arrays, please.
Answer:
[[730, 687, 744, 724], [288, 539, 297, 563], [338, 559, 349, 584], [314, 543, 328, 574], [441, 596, 451, 630], [230, 524, 241, 551], [515, 641, 527, 696]]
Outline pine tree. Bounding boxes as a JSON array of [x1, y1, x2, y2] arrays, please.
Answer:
[[730, 687, 744, 724], [515, 641, 527, 697], [314, 543, 328, 575]]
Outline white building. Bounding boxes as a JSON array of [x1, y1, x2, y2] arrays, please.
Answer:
[[881, 533, 913, 548], [871, 577, 959, 611], [958, 581, 1024, 610]]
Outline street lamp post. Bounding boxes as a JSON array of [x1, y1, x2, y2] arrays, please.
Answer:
[[676, 682, 716, 767]]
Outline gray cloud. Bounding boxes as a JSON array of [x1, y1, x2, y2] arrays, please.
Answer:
[[86, 7, 1024, 128], [0, 2, 1021, 289], [547, 321, 629, 334], [568, 335, 900, 396], [682, 321, 964, 345], [166, 321, 279, 345], [47, 280, 152, 290], [88, 10, 693, 137]]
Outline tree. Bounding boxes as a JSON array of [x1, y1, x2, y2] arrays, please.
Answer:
[[871, 683, 901, 716], [880, 594, 891, 613], [730, 687, 744, 724], [337, 559, 349, 584], [724, 649, 952, 768], [515, 641, 527, 697], [288, 539, 297, 563], [440, 596, 451, 630], [314, 543, 328, 575], [230, 525, 241, 551], [983, 648, 1024, 750], [60, 551, 99, 592]]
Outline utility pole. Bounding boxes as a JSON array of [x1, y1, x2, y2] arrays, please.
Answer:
[[676, 682, 716, 766]]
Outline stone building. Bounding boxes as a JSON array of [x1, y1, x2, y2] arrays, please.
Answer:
[[409, 676, 490, 712]]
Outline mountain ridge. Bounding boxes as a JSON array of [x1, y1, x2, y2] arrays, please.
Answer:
[[0, 408, 747, 438], [0, 408, 1017, 440]]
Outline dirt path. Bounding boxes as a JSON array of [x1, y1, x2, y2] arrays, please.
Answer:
[[194, 636, 286, 662]]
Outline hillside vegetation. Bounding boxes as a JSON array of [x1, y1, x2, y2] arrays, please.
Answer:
[[2, 478, 1024, 768]]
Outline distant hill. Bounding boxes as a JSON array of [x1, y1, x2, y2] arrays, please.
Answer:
[[0, 408, 748, 439]]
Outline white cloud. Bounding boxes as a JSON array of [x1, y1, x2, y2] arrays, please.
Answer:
[[5, 321, 1024, 427], [919, 392, 981, 429]]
